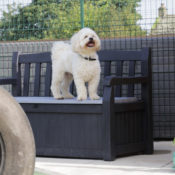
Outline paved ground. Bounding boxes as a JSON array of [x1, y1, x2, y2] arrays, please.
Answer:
[[35, 142, 175, 175]]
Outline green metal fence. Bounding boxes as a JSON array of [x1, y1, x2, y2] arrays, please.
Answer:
[[0, 0, 150, 41], [0, 0, 174, 41]]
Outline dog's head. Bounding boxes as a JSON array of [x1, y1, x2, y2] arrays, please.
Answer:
[[71, 28, 101, 54]]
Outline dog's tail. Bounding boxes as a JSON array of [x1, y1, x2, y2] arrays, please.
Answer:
[[51, 41, 71, 61]]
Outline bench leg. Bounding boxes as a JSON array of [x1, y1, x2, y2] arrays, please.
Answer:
[[103, 153, 116, 161]]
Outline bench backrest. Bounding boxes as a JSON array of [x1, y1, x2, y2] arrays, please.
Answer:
[[98, 48, 151, 97], [12, 52, 52, 96], [11, 48, 151, 97]]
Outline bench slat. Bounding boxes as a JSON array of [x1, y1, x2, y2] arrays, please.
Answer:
[[23, 63, 30, 96], [116, 61, 123, 97], [19, 52, 51, 63], [34, 63, 41, 96], [45, 62, 52, 96], [104, 61, 111, 76], [128, 61, 135, 97], [98, 48, 149, 61], [17, 64, 22, 96]]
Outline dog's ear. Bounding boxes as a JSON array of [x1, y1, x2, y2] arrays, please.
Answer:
[[71, 32, 79, 52]]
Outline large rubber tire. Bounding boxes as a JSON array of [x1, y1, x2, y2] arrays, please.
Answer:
[[0, 87, 35, 175]]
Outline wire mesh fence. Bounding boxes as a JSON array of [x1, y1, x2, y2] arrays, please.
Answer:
[[0, 0, 174, 40], [0, 0, 175, 139]]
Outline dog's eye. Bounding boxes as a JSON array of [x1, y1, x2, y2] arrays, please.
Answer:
[[84, 35, 88, 39]]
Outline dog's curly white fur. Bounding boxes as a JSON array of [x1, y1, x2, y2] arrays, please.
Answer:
[[51, 28, 101, 100]]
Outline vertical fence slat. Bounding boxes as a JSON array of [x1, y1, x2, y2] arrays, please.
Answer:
[[80, 0, 84, 28]]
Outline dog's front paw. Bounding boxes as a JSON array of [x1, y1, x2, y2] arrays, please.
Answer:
[[63, 93, 75, 99], [89, 94, 100, 100], [53, 94, 64, 99], [77, 95, 87, 101]]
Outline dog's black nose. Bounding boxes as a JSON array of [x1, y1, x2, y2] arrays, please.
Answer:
[[89, 37, 93, 41]]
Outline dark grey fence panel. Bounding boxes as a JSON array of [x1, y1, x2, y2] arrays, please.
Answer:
[[0, 37, 175, 139]]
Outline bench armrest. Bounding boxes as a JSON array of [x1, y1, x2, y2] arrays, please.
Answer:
[[0, 78, 17, 85], [104, 75, 148, 86]]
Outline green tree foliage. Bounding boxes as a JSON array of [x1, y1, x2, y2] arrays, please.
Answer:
[[0, 0, 146, 41], [84, 0, 146, 38]]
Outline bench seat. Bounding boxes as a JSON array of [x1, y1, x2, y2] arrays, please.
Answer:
[[15, 96, 138, 104]]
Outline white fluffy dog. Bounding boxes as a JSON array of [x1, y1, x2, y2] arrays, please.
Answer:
[[51, 27, 101, 100]]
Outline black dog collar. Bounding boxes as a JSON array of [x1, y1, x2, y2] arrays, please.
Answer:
[[84, 57, 96, 61], [78, 54, 96, 61]]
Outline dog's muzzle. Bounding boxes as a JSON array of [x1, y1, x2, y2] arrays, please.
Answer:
[[86, 38, 95, 47]]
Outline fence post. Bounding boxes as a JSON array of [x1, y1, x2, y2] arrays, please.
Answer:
[[80, 0, 84, 28]]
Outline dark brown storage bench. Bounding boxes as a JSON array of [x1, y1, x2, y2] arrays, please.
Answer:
[[0, 48, 153, 161]]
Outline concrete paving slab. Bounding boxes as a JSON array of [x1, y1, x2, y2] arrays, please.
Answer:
[[35, 142, 175, 175]]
